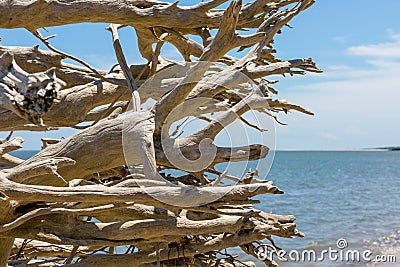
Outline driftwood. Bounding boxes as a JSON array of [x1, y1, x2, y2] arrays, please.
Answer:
[[0, 0, 321, 266]]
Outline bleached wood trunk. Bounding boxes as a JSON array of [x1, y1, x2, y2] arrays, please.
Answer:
[[0, 0, 321, 266]]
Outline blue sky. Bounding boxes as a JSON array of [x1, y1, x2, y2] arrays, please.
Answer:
[[0, 0, 399, 150]]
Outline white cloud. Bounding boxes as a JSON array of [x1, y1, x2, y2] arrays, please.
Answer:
[[319, 59, 400, 80], [275, 37, 400, 150], [347, 32, 400, 58]]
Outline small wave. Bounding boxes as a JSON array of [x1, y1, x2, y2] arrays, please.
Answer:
[[365, 230, 400, 255]]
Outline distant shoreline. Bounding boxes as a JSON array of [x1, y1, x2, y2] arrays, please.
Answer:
[[367, 147, 400, 151]]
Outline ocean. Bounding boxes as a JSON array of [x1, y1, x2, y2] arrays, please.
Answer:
[[233, 151, 400, 266], [9, 150, 400, 266]]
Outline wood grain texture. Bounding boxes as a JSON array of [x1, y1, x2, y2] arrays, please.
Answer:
[[0, 1, 319, 266]]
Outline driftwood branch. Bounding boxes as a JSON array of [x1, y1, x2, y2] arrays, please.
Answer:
[[0, 0, 290, 31], [65, 228, 266, 267], [106, 24, 141, 111], [0, 176, 282, 206], [0, 0, 320, 266], [0, 45, 104, 88], [0, 52, 66, 125], [11, 238, 93, 259], [0, 137, 23, 157]]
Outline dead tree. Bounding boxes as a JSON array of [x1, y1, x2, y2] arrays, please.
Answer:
[[0, 0, 322, 266]]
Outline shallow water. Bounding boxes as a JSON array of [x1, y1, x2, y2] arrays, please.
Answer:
[[229, 151, 400, 266]]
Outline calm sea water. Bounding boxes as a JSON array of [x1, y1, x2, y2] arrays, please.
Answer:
[[232, 151, 400, 266], [10, 151, 400, 266]]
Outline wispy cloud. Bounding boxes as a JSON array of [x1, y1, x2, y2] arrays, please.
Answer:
[[320, 59, 400, 80], [332, 35, 351, 43], [347, 31, 400, 58], [325, 65, 353, 71], [276, 33, 400, 150]]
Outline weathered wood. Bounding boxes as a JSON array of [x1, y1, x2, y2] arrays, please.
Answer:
[[0, 1, 320, 266], [11, 238, 93, 258], [0, 137, 23, 157], [65, 229, 266, 267], [3, 214, 248, 244], [0, 153, 23, 166], [0, 0, 281, 30], [0, 199, 15, 267], [0, 46, 107, 88], [107, 24, 141, 111], [0, 175, 282, 206], [153, 0, 264, 137], [0, 52, 66, 124], [0, 59, 176, 131], [3, 157, 75, 184]]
